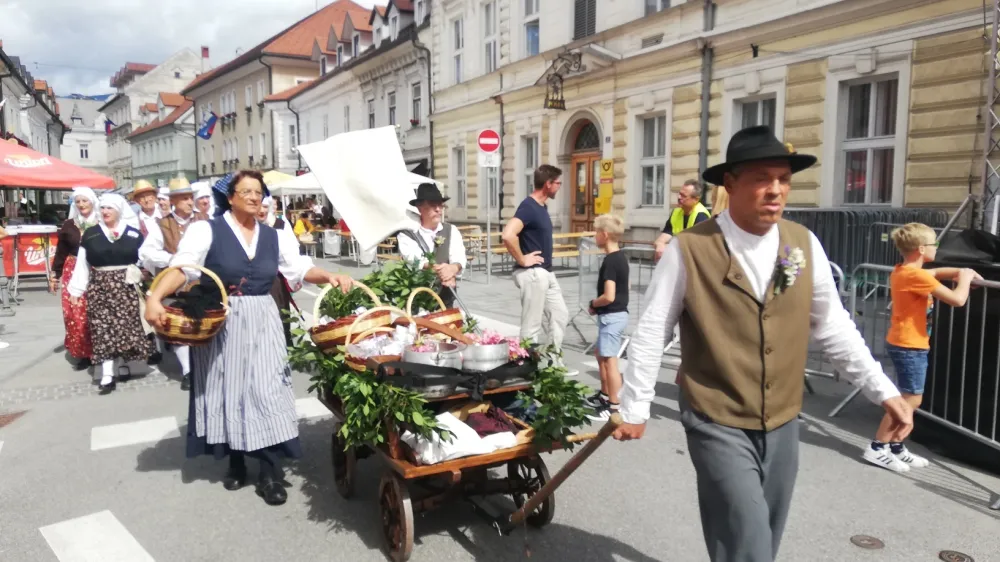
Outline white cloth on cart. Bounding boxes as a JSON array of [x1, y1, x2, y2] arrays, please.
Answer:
[[401, 412, 516, 465]]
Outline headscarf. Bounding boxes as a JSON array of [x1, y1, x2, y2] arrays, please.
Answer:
[[260, 196, 277, 227], [193, 181, 216, 217], [98, 193, 141, 233], [68, 187, 99, 230]]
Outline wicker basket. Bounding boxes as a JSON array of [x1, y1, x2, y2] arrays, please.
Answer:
[[149, 264, 228, 346], [407, 287, 463, 331], [309, 280, 391, 353], [344, 317, 400, 372]]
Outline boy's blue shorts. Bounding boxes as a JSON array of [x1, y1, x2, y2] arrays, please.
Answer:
[[596, 311, 628, 358], [886, 343, 929, 395]]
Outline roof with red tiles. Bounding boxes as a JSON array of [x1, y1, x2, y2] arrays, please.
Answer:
[[142, 102, 159, 113], [110, 62, 156, 88], [159, 92, 186, 107], [33, 79, 48, 91], [182, 0, 370, 95], [264, 80, 315, 102], [369, 4, 387, 25], [391, 0, 414, 11], [127, 100, 194, 139], [347, 11, 373, 33]]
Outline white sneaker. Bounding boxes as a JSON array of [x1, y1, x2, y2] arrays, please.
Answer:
[[863, 446, 910, 473], [893, 446, 930, 468], [587, 406, 612, 422]]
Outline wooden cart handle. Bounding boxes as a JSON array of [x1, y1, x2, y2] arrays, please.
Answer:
[[393, 315, 473, 345], [149, 263, 229, 312], [312, 278, 381, 323], [406, 286, 447, 317], [345, 305, 406, 346]]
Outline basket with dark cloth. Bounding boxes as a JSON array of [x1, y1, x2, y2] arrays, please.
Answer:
[[149, 264, 229, 346]]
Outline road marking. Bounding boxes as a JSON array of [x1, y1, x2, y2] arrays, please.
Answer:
[[39, 510, 155, 562], [90, 417, 180, 452], [296, 397, 330, 420]]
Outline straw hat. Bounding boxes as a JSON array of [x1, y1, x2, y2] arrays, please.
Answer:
[[168, 177, 193, 196], [132, 179, 156, 199]]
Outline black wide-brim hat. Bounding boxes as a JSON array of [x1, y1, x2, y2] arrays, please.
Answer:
[[702, 125, 817, 186], [410, 182, 449, 207]]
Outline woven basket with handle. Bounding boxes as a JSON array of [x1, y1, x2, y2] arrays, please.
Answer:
[[309, 280, 391, 354], [407, 287, 463, 331], [149, 264, 229, 346], [343, 306, 406, 372]]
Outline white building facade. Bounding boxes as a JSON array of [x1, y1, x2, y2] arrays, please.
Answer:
[[100, 50, 204, 188], [58, 96, 109, 177], [128, 94, 197, 186]]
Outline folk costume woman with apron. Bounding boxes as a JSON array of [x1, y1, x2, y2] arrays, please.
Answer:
[[145, 171, 353, 506], [67, 194, 154, 394], [50, 187, 99, 371], [258, 196, 298, 347]]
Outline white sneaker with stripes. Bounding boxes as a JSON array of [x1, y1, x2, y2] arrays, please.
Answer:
[[893, 446, 930, 468], [863, 446, 911, 473]]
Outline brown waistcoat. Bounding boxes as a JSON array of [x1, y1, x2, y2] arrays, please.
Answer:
[[158, 212, 209, 255], [675, 218, 813, 431]]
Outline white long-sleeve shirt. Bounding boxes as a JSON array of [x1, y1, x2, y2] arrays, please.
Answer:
[[170, 211, 315, 291], [397, 222, 467, 273], [619, 210, 900, 424], [138, 213, 195, 274]]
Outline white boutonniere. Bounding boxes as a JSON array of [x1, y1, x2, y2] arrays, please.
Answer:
[[127, 230, 139, 239], [434, 236, 445, 247], [773, 246, 806, 296]]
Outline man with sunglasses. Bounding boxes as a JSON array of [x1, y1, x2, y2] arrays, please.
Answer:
[[654, 179, 711, 262], [398, 183, 466, 307]]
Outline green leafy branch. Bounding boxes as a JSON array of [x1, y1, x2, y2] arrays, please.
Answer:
[[517, 344, 594, 451]]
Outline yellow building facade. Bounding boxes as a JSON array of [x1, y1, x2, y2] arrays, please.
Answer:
[[429, 0, 991, 238]]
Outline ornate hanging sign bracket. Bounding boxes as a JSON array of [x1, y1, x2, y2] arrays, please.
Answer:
[[539, 52, 584, 111]]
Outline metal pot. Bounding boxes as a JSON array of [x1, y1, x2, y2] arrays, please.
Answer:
[[403, 341, 465, 370], [462, 342, 510, 372]]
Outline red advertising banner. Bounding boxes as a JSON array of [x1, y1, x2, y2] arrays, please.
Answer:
[[1, 232, 57, 276]]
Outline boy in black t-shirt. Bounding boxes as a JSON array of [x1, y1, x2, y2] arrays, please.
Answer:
[[587, 214, 629, 421]]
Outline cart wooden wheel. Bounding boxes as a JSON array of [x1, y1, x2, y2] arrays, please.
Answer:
[[507, 457, 555, 528], [378, 472, 414, 562], [331, 430, 356, 499]]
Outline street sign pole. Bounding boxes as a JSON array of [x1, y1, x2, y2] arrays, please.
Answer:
[[478, 129, 501, 286]]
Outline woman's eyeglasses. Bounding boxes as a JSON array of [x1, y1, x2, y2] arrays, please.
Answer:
[[235, 189, 264, 199]]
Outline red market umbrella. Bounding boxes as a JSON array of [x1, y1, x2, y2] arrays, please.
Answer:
[[0, 140, 115, 189]]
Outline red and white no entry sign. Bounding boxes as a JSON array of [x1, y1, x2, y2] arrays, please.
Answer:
[[478, 129, 501, 153]]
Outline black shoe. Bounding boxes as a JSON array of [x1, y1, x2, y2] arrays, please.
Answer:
[[98, 379, 116, 395], [222, 468, 247, 491], [147, 352, 162, 366], [180, 376, 191, 391], [256, 475, 288, 505], [73, 358, 92, 371]]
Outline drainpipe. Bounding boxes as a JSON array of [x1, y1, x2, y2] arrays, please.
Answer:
[[287, 100, 302, 171], [697, 0, 716, 203], [257, 54, 276, 170], [412, 32, 433, 176], [493, 74, 505, 224], [0, 78, 6, 138]]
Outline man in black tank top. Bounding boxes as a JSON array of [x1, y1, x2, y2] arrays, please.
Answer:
[[398, 183, 467, 308]]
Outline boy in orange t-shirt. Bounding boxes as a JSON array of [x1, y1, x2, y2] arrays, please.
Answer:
[[864, 223, 980, 473]]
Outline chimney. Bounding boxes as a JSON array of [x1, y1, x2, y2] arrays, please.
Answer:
[[201, 46, 210, 72]]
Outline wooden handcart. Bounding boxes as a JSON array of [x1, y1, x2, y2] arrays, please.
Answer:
[[317, 385, 620, 562]]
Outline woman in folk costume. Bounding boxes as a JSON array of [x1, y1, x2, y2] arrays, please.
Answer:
[[49, 187, 99, 371], [194, 181, 216, 217], [67, 194, 154, 394], [258, 196, 298, 346], [146, 170, 353, 506], [139, 178, 210, 391], [156, 187, 171, 218]]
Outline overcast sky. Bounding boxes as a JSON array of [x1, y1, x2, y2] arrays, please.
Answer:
[[1, 0, 378, 96]]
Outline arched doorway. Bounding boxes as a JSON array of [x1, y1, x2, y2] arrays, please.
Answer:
[[569, 121, 601, 232]]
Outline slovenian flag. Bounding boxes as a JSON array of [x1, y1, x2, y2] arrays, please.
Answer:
[[104, 118, 115, 135], [197, 112, 218, 140]]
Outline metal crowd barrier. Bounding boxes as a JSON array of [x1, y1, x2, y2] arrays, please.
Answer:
[[829, 263, 1000, 456], [566, 237, 656, 354]]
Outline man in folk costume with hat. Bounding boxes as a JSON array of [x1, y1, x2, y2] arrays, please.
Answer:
[[397, 183, 466, 307], [132, 180, 161, 236], [139, 177, 210, 391], [615, 126, 912, 562]]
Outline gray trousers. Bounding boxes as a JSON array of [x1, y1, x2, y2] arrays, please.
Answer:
[[680, 398, 799, 562]]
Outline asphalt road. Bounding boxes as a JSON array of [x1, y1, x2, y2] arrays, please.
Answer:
[[1, 264, 999, 562]]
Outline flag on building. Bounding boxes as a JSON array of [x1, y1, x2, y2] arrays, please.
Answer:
[[197, 112, 218, 140], [104, 118, 115, 135]]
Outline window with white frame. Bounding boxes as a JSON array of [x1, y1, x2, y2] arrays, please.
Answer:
[[841, 77, 898, 205], [484, 1, 498, 73], [645, 0, 671, 15], [353, 34, 360, 57], [305, 121, 311, 144], [337, 45, 344, 66], [415, 0, 426, 23], [321, 57, 328, 75], [484, 166, 499, 213], [453, 147, 467, 207], [523, 135, 538, 197], [257, 80, 265, 102], [388, 91, 397, 126], [231, 91, 237, 113], [390, 15, 399, 39], [524, 0, 540, 57], [323, 114, 329, 139], [411, 82, 422, 123], [639, 115, 667, 207], [368, 99, 376, 128], [201, 145, 207, 166], [247, 136, 254, 160], [79, 143, 89, 160], [289, 124, 297, 151], [219, 95, 226, 114], [344, 105, 350, 132], [738, 96, 777, 130], [453, 18, 464, 84], [259, 132, 266, 156], [245, 85, 253, 108]]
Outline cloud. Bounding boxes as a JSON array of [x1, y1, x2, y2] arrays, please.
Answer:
[[1, 0, 378, 95]]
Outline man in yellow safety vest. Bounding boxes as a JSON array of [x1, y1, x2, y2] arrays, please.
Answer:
[[654, 179, 711, 261]]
